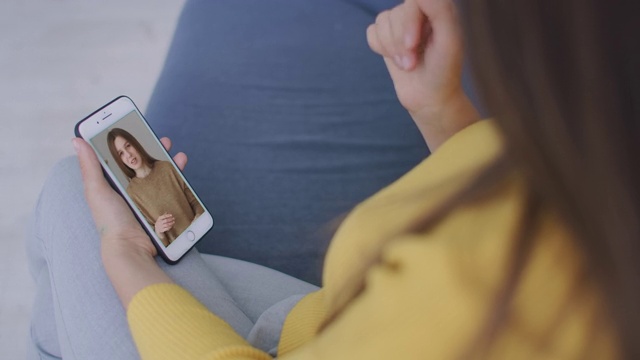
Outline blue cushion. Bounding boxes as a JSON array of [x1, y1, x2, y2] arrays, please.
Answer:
[[145, 0, 479, 284]]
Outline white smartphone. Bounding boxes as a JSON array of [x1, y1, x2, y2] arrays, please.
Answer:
[[75, 96, 214, 264]]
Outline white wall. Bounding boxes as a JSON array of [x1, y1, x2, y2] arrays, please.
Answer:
[[0, 1, 186, 358]]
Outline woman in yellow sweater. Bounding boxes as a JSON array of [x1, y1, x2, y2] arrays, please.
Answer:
[[107, 128, 204, 245], [30, 0, 638, 358]]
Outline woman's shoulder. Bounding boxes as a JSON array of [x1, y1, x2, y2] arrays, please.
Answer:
[[152, 160, 185, 185], [322, 120, 615, 357], [333, 120, 504, 236], [323, 120, 506, 285], [153, 160, 173, 170], [152, 160, 177, 175], [360, 120, 502, 210]]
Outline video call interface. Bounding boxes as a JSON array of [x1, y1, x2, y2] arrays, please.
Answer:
[[91, 111, 205, 247]]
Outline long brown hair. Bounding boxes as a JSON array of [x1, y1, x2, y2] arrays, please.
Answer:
[[323, 0, 640, 357], [107, 128, 158, 179], [466, 0, 639, 356]]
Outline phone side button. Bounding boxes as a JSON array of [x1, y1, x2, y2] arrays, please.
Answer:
[[187, 230, 196, 242]]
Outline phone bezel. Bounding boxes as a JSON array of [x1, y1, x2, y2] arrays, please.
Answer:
[[75, 96, 214, 264]]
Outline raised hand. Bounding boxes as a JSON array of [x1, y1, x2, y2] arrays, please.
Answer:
[[367, 0, 479, 150]]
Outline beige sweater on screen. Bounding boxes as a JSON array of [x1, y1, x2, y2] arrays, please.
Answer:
[[126, 161, 204, 246]]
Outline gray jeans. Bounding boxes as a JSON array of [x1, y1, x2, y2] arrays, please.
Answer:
[[26, 157, 318, 359]]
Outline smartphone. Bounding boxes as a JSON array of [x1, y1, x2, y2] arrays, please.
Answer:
[[75, 96, 214, 264]]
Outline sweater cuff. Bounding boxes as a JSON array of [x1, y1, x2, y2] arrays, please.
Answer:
[[277, 290, 327, 356], [127, 283, 270, 360]]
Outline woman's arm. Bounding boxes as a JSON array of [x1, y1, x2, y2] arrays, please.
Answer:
[[102, 240, 173, 309], [165, 160, 205, 218], [73, 137, 183, 309], [185, 186, 205, 218], [367, 0, 480, 152], [74, 137, 271, 359], [409, 93, 480, 151]]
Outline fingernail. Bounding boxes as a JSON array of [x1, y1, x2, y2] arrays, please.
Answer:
[[72, 138, 80, 152], [401, 55, 412, 70], [393, 55, 403, 69], [404, 33, 415, 49]]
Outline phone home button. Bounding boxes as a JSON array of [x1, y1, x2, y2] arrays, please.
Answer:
[[187, 231, 196, 242]]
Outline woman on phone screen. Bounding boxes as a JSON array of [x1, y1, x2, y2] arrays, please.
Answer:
[[108, 128, 204, 246]]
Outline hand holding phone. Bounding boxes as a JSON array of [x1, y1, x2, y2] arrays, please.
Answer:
[[75, 96, 214, 263], [366, 0, 479, 151], [73, 136, 176, 307], [72, 137, 181, 256]]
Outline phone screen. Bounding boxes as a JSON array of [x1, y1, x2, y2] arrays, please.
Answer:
[[88, 109, 207, 249]]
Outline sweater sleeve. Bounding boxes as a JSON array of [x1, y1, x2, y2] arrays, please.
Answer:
[[277, 235, 494, 359], [127, 234, 494, 360], [128, 283, 271, 360], [185, 186, 205, 217], [126, 235, 496, 360], [169, 164, 205, 217]]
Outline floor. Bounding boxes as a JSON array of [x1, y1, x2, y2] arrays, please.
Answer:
[[0, 0, 185, 357]]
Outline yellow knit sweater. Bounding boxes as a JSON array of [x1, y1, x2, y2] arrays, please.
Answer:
[[127, 120, 618, 359]]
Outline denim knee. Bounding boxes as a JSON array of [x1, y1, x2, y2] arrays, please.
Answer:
[[27, 156, 93, 274], [33, 156, 88, 242]]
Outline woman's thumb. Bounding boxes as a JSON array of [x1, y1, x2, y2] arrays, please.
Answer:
[[414, 0, 461, 44], [73, 138, 110, 195]]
